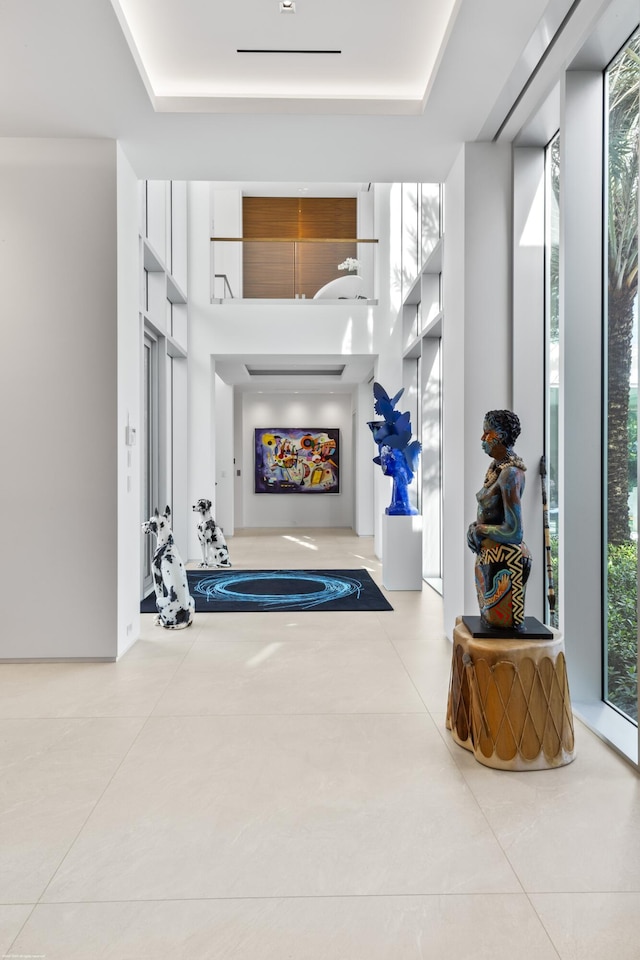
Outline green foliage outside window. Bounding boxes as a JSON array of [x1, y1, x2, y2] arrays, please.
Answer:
[[605, 30, 638, 721], [607, 541, 638, 722]]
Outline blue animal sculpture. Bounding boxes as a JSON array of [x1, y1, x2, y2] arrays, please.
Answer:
[[368, 382, 421, 515]]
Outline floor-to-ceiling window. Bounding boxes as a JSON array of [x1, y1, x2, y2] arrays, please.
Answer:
[[403, 356, 421, 515], [421, 335, 442, 589], [395, 182, 443, 587], [545, 131, 561, 630], [512, 0, 638, 764], [604, 29, 639, 723]]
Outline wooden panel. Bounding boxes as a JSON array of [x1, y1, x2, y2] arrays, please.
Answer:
[[299, 198, 356, 239], [297, 240, 357, 299], [243, 241, 295, 299], [242, 197, 358, 297], [243, 198, 299, 239]]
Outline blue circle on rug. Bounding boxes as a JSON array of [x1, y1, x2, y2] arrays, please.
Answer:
[[192, 570, 362, 610]]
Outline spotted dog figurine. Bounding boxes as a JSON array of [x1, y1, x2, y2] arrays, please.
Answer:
[[142, 506, 195, 629], [192, 498, 232, 568]]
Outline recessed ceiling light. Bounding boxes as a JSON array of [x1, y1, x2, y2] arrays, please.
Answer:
[[279, 1, 296, 12]]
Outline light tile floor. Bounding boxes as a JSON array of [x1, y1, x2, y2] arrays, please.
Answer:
[[1, 528, 639, 958]]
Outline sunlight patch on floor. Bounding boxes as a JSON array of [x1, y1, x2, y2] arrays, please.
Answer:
[[246, 643, 283, 669], [352, 554, 379, 572], [282, 536, 319, 551]]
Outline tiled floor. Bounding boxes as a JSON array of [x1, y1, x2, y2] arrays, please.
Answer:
[[1, 528, 639, 958]]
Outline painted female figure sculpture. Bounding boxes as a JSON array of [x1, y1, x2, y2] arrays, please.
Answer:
[[467, 410, 531, 630]]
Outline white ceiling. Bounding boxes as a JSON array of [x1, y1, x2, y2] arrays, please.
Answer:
[[110, 0, 458, 110], [0, 0, 593, 182], [215, 355, 375, 393]]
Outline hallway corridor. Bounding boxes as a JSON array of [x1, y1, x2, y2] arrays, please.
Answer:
[[0, 529, 639, 958]]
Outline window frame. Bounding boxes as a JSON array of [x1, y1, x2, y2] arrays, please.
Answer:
[[509, 0, 639, 767]]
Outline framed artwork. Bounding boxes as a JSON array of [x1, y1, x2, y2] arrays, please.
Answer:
[[254, 428, 340, 494]]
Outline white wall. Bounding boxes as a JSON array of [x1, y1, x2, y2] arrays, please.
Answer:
[[171, 181, 188, 293], [214, 373, 235, 536], [241, 393, 354, 528], [211, 188, 242, 299], [116, 144, 142, 658], [197, 303, 378, 357], [357, 186, 376, 299], [0, 138, 118, 659]]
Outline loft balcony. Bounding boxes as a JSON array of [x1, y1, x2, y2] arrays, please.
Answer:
[[210, 237, 378, 303]]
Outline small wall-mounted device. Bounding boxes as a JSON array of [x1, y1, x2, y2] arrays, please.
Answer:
[[125, 426, 137, 446], [279, 0, 296, 11]]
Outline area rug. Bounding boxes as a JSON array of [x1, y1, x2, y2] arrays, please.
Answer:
[[141, 568, 393, 613]]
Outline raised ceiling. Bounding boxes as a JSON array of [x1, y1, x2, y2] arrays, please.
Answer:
[[0, 0, 597, 181], [110, 0, 459, 113]]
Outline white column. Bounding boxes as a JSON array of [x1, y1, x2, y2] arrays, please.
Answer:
[[442, 142, 513, 637], [560, 71, 603, 704], [214, 374, 235, 536], [116, 145, 142, 657], [354, 381, 375, 536], [0, 138, 118, 659], [187, 182, 217, 560], [513, 147, 546, 622]]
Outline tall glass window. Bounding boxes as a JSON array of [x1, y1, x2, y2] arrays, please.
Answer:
[[545, 132, 561, 629], [604, 29, 639, 723], [403, 357, 421, 515]]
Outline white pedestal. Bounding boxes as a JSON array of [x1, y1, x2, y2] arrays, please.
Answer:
[[382, 514, 423, 590]]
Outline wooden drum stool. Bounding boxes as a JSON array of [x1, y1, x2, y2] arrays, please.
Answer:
[[446, 616, 575, 770]]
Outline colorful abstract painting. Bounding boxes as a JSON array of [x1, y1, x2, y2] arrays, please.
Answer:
[[254, 428, 340, 494]]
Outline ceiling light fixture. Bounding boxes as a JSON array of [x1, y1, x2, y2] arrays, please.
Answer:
[[237, 49, 341, 54], [279, 1, 296, 12], [246, 366, 345, 377]]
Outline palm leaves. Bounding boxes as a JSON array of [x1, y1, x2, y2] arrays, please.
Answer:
[[607, 31, 639, 544], [608, 37, 638, 298]]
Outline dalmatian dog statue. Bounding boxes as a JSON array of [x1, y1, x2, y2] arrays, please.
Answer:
[[142, 506, 195, 629], [192, 498, 232, 568]]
